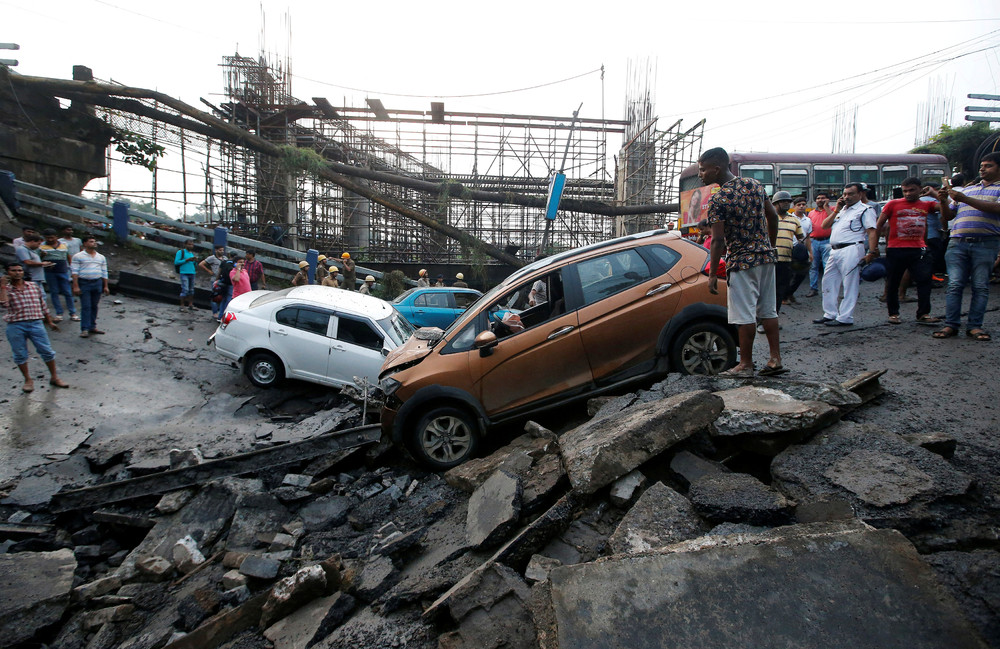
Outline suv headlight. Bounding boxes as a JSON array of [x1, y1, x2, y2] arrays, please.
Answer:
[[380, 377, 402, 396]]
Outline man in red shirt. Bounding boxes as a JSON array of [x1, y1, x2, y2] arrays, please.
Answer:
[[876, 177, 941, 325], [805, 192, 834, 297]]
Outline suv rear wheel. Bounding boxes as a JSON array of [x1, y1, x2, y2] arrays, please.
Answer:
[[407, 405, 479, 470], [245, 351, 284, 388], [669, 322, 736, 376]]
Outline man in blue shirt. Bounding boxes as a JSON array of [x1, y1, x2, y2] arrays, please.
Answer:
[[174, 240, 198, 311]]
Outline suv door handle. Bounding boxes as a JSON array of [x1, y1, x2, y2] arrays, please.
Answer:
[[547, 325, 575, 340], [646, 283, 672, 296]]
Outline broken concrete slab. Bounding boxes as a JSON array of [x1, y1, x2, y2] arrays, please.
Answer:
[[0, 548, 77, 646], [547, 521, 989, 649], [263, 591, 356, 649], [445, 430, 566, 514], [136, 556, 174, 580], [607, 482, 708, 555], [298, 494, 354, 531], [560, 390, 724, 495], [609, 470, 646, 508], [492, 493, 579, 570], [525, 554, 563, 584], [687, 473, 794, 526], [467, 470, 523, 549], [925, 550, 1000, 647], [840, 368, 888, 404], [710, 385, 841, 438], [226, 493, 293, 552], [240, 554, 281, 580], [354, 554, 399, 602], [260, 564, 328, 628], [161, 591, 268, 649], [424, 560, 531, 623], [648, 373, 863, 410], [771, 423, 973, 531], [72, 575, 122, 604], [668, 450, 730, 490], [222, 569, 247, 590]]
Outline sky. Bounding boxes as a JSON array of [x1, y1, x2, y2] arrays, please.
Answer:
[[4, 0, 1000, 217]]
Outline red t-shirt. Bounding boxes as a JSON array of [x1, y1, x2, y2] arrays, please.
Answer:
[[807, 209, 833, 239], [881, 198, 938, 248]]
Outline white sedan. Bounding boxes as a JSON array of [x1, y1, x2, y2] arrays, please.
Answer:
[[210, 286, 415, 389]]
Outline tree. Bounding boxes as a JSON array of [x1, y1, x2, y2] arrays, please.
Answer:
[[911, 122, 994, 175]]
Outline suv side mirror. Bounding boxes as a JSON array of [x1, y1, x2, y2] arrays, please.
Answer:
[[474, 330, 498, 357]]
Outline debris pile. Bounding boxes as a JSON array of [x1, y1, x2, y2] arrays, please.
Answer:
[[2, 370, 998, 649]]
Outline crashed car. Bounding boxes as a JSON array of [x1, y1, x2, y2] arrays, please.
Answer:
[[211, 286, 414, 389], [379, 229, 736, 469]]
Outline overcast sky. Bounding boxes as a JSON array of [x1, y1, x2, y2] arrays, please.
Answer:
[[5, 0, 1000, 215]]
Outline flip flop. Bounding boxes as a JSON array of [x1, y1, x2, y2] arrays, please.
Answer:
[[887, 315, 901, 325], [967, 329, 992, 342], [22, 383, 34, 393], [758, 364, 789, 377], [916, 315, 942, 325], [932, 326, 958, 339], [719, 366, 754, 378]]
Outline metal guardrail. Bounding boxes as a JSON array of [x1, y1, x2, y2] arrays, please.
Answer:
[[10, 178, 394, 283]]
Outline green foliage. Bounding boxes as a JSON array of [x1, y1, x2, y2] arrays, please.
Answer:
[[277, 145, 330, 175], [108, 125, 165, 171], [911, 122, 993, 174], [377, 270, 408, 301]]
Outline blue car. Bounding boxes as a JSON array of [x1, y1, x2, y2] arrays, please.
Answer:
[[391, 287, 483, 329]]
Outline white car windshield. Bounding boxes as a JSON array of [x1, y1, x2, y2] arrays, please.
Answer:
[[380, 310, 416, 346]]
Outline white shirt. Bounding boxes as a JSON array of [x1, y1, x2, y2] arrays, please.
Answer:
[[796, 213, 813, 236], [829, 202, 877, 246]]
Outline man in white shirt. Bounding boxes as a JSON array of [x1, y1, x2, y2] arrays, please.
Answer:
[[71, 235, 110, 337], [813, 183, 879, 327]]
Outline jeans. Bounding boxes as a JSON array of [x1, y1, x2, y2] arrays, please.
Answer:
[[809, 239, 831, 291], [6, 319, 56, 365], [45, 271, 76, 316], [217, 285, 234, 321], [179, 273, 196, 298], [78, 278, 104, 332], [886, 247, 933, 318], [944, 237, 1000, 330]]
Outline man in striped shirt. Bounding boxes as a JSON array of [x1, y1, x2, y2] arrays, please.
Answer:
[[935, 152, 1000, 341], [71, 235, 110, 338]]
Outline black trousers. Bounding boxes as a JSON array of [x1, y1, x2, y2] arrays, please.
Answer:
[[886, 247, 933, 317], [775, 262, 792, 313]]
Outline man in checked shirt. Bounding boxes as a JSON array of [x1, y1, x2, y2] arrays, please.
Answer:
[[1, 261, 69, 393]]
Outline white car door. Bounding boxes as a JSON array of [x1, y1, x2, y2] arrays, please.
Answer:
[[270, 306, 336, 384], [329, 315, 388, 387]]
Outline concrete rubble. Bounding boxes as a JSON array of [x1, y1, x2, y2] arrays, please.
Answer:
[[1, 368, 997, 649]]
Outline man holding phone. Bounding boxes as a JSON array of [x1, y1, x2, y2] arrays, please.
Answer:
[[1, 262, 69, 392], [813, 183, 879, 327]]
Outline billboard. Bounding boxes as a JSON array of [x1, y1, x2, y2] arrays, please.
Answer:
[[679, 184, 718, 228]]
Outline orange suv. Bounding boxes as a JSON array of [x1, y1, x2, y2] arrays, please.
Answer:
[[378, 229, 734, 469]]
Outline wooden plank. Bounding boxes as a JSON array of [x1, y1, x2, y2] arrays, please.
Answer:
[[49, 424, 381, 512]]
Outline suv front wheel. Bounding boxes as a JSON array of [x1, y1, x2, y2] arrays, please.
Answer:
[[407, 405, 479, 470], [669, 322, 736, 376]]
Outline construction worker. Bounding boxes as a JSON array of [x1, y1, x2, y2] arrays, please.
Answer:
[[315, 255, 329, 283], [417, 268, 430, 288], [341, 253, 356, 290], [453, 272, 468, 288], [359, 275, 376, 295]]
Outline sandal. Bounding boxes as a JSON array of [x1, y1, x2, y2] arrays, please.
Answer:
[[887, 315, 901, 325], [967, 329, 992, 342], [758, 364, 789, 377], [720, 365, 754, 378], [932, 326, 959, 339], [916, 315, 942, 324]]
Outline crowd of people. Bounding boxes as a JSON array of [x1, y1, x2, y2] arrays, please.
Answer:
[[698, 147, 1000, 377]]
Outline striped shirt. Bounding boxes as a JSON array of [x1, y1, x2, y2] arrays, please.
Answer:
[[775, 214, 804, 262], [2, 280, 49, 323], [71, 250, 109, 280], [950, 179, 1000, 238]]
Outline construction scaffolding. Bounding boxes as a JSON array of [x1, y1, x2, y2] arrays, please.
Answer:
[[209, 53, 627, 264], [615, 61, 705, 236], [85, 53, 703, 268]]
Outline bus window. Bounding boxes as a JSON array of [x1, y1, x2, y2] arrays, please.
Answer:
[[814, 165, 845, 197], [739, 164, 774, 195], [848, 165, 879, 185], [920, 167, 947, 182], [778, 169, 809, 199], [881, 165, 908, 200]]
